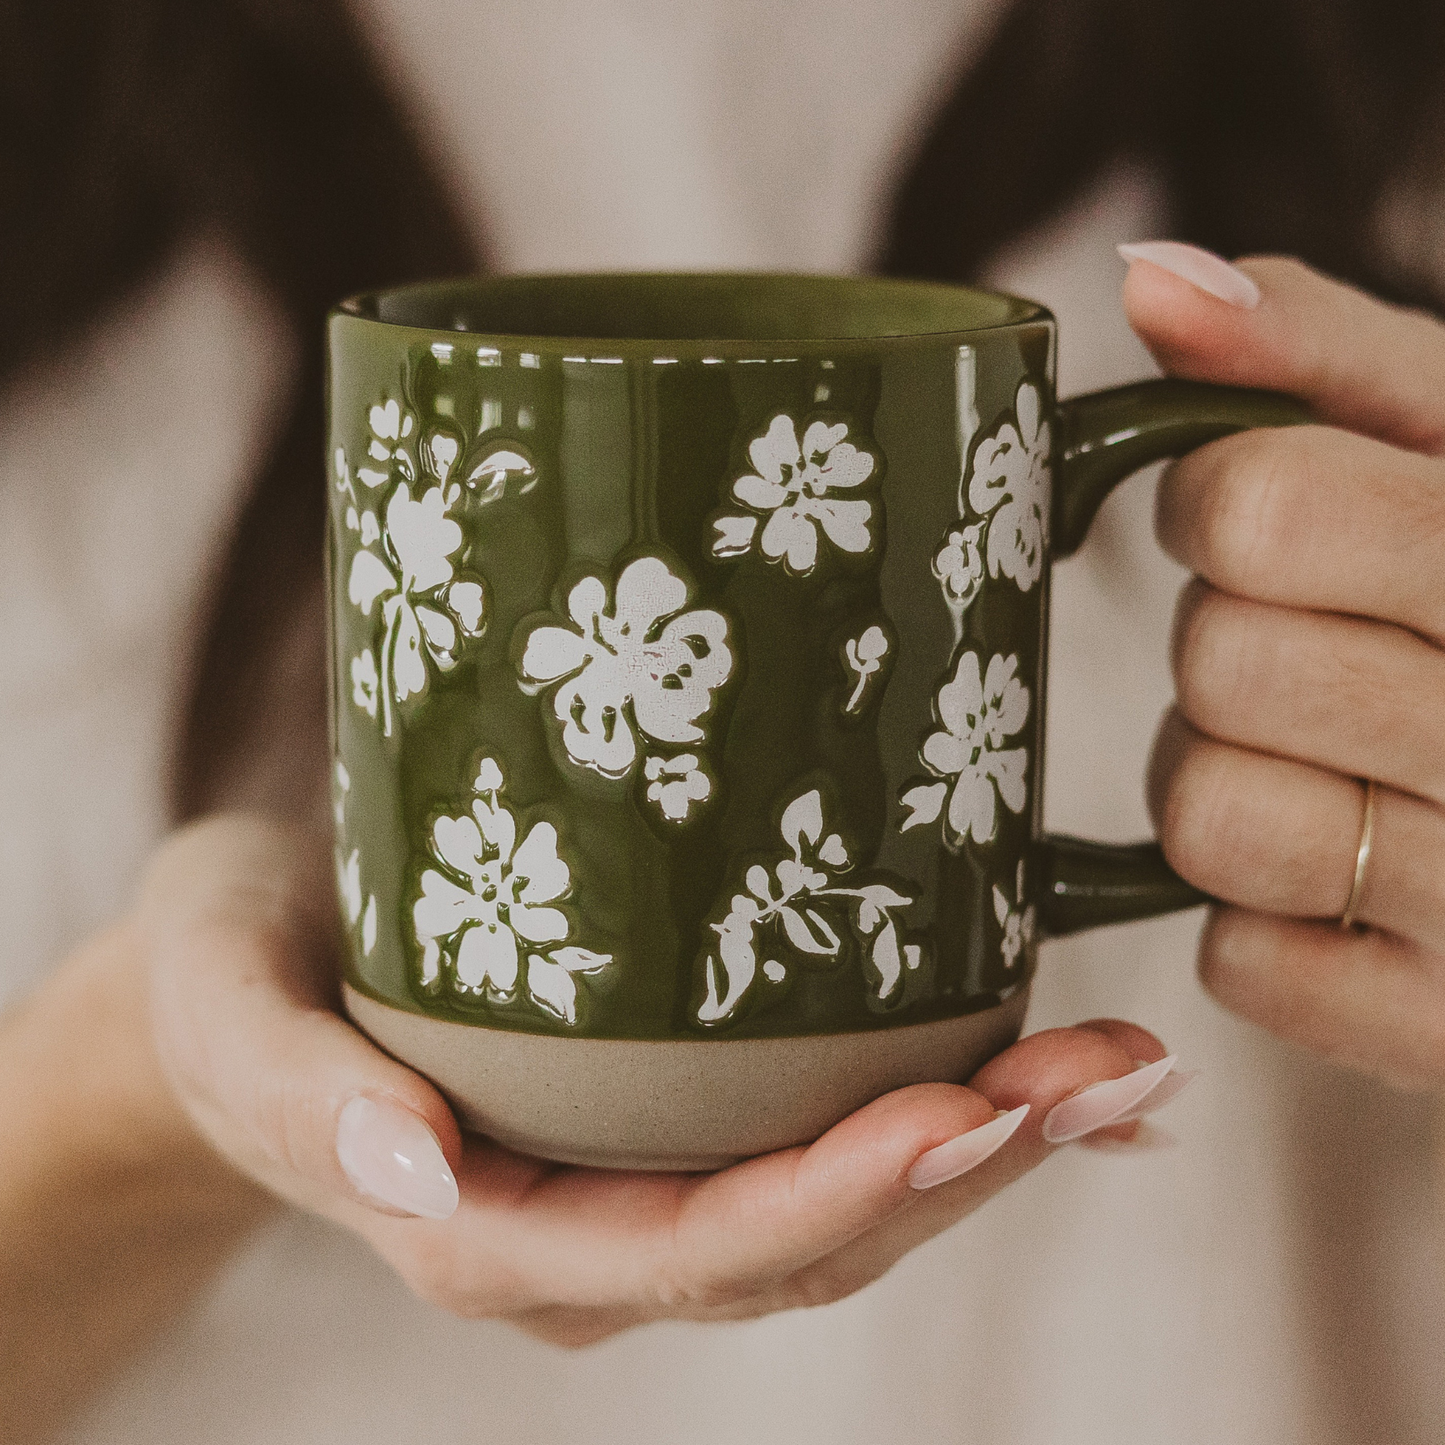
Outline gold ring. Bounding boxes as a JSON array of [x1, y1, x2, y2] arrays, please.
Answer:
[[1341, 778, 1376, 931]]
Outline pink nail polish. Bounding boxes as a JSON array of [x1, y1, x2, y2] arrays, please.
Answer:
[[1118, 241, 1261, 309], [1041, 1056, 1178, 1144], [336, 1096, 459, 1220], [908, 1104, 1030, 1190]]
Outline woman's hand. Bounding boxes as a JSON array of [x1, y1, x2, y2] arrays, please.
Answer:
[[1122, 246, 1445, 1090], [140, 816, 1183, 1347]]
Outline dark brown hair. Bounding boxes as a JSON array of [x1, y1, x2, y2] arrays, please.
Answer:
[[3, 0, 1441, 819]]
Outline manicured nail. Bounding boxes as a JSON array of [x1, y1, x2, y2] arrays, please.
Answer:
[[1042, 1056, 1178, 1144], [336, 1096, 459, 1220], [908, 1104, 1030, 1190], [1118, 241, 1261, 309], [1107, 1067, 1198, 1126]]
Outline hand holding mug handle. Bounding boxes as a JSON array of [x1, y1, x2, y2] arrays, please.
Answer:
[[1036, 378, 1310, 935]]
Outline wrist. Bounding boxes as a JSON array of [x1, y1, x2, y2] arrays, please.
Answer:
[[1, 917, 273, 1228]]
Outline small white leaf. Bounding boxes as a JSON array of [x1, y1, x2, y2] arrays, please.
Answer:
[[871, 920, 903, 1000], [548, 946, 611, 975], [526, 954, 579, 1024], [779, 905, 840, 956], [746, 864, 774, 903], [818, 833, 849, 868], [781, 790, 824, 854], [993, 884, 1011, 927], [361, 895, 377, 956], [712, 514, 759, 558], [899, 782, 947, 831]]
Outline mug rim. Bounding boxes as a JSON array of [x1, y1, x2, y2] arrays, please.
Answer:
[[332, 270, 1054, 353]]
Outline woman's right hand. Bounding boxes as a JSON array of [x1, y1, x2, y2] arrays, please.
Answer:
[[141, 815, 1187, 1346]]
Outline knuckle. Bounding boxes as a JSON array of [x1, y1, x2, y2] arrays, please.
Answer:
[[776, 1265, 859, 1312], [1171, 586, 1256, 732], [1190, 429, 1303, 592], [648, 1263, 753, 1313], [1154, 735, 1237, 891]]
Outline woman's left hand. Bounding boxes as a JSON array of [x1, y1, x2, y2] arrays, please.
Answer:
[[1121, 247, 1445, 1089]]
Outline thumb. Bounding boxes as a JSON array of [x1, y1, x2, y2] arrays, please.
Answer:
[[139, 815, 462, 1222], [1119, 243, 1445, 456]]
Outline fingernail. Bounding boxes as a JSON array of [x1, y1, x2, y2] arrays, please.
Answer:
[[1042, 1056, 1178, 1144], [1118, 241, 1261, 309], [1107, 1067, 1199, 1126], [336, 1096, 459, 1220], [908, 1104, 1030, 1190]]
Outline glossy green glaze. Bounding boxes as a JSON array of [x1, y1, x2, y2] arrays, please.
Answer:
[[326, 273, 1297, 1043]]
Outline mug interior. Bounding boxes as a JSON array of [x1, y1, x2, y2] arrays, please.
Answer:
[[340, 272, 1045, 343]]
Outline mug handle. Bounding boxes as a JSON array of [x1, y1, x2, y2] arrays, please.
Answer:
[[1034, 379, 1310, 936]]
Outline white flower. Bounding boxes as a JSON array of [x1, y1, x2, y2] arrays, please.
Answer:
[[967, 382, 1050, 591], [412, 758, 610, 1024], [697, 788, 915, 1025], [347, 481, 487, 734], [332, 766, 378, 958], [351, 650, 379, 717], [900, 650, 1031, 846], [932, 520, 987, 611], [357, 398, 417, 488], [711, 415, 876, 574], [994, 860, 1036, 971], [644, 753, 712, 821], [518, 556, 732, 779], [843, 624, 890, 713]]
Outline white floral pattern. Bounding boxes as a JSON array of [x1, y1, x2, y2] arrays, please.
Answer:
[[347, 480, 486, 735], [899, 650, 1031, 847], [932, 521, 986, 612], [644, 753, 712, 821], [842, 624, 890, 714], [993, 859, 1035, 971], [711, 414, 877, 574], [336, 397, 493, 736], [332, 762, 377, 958], [929, 379, 1050, 625], [518, 557, 732, 806], [966, 381, 1050, 592], [412, 757, 611, 1024], [697, 788, 918, 1025]]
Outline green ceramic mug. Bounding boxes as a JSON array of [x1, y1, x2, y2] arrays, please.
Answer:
[[327, 273, 1301, 1169]]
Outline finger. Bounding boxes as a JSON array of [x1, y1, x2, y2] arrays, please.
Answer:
[[729, 1024, 1178, 1315], [1154, 423, 1445, 644], [390, 1080, 1001, 1317], [377, 1022, 1172, 1320], [1122, 251, 1445, 455], [1197, 909, 1445, 1091], [1147, 709, 1445, 950], [1172, 580, 1445, 808], [140, 815, 463, 1221]]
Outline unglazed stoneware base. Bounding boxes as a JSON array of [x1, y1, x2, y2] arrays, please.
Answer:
[[345, 984, 1030, 1171]]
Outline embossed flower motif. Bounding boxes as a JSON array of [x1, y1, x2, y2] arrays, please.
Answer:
[[347, 482, 487, 735], [994, 860, 1035, 971], [643, 753, 712, 821], [412, 758, 609, 1024], [900, 650, 1031, 846], [932, 520, 987, 611], [518, 556, 732, 780], [968, 382, 1050, 591], [351, 650, 379, 718], [332, 761, 377, 958], [697, 788, 917, 1025], [712, 415, 876, 574]]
